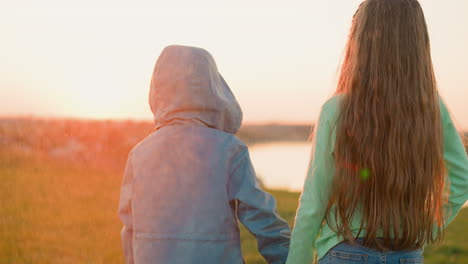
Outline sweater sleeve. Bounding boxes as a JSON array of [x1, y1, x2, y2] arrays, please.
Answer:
[[228, 148, 291, 264], [440, 99, 468, 227], [286, 105, 335, 264]]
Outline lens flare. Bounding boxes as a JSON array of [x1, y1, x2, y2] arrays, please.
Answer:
[[359, 168, 370, 180]]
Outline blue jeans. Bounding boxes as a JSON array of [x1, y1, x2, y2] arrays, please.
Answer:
[[319, 239, 423, 264]]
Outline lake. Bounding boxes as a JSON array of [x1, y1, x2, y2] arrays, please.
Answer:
[[249, 142, 311, 192]]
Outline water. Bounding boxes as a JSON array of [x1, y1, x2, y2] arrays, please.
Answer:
[[249, 142, 311, 192], [250, 142, 468, 208]]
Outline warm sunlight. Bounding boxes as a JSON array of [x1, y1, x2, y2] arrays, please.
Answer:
[[71, 82, 121, 119], [2, 1, 468, 263], [68, 67, 132, 119], [1, 0, 467, 127]]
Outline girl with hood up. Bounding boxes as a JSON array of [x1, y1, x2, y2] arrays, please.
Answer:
[[118, 45, 291, 264]]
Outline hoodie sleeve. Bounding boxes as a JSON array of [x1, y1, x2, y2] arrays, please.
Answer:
[[439, 99, 468, 227], [286, 104, 334, 264], [118, 152, 135, 264], [228, 148, 291, 264]]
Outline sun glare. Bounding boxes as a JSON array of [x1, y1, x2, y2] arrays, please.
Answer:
[[70, 74, 129, 119], [1, 1, 467, 127]]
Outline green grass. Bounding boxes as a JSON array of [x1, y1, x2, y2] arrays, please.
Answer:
[[1, 150, 468, 264], [0, 150, 123, 264]]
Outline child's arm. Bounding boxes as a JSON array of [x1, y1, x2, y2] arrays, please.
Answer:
[[118, 152, 135, 264], [228, 148, 291, 264], [286, 104, 334, 264], [439, 99, 468, 227]]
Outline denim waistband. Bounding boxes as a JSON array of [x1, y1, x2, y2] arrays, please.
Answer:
[[352, 237, 421, 252]]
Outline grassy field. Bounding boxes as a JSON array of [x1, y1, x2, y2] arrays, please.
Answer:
[[1, 119, 467, 263], [1, 148, 468, 264]]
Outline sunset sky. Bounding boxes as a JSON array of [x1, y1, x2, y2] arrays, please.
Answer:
[[1, 0, 467, 128]]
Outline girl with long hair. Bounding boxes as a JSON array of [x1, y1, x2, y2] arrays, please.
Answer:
[[286, 0, 468, 263]]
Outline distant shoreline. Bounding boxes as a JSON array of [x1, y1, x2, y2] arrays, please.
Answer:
[[0, 117, 466, 155]]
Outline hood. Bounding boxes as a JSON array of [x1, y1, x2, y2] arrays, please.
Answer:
[[149, 45, 243, 134]]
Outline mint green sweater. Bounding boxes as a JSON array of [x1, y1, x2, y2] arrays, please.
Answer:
[[286, 95, 468, 264]]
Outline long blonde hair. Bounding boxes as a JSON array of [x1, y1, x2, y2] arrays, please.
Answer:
[[325, 0, 447, 250]]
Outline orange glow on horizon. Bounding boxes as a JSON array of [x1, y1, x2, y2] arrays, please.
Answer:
[[1, 0, 468, 128]]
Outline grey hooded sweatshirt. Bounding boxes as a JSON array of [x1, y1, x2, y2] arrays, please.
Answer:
[[118, 45, 291, 264]]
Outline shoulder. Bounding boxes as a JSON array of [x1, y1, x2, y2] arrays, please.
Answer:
[[438, 96, 450, 123], [322, 94, 342, 110], [226, 134, 250, 162], [128, 130, 158, 158], [437, 95, 459, 132], [319, 94, 342, 125]]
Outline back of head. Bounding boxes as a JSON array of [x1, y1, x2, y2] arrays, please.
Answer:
[[149, 45, 243, 134], [326, 0, 446, 250]]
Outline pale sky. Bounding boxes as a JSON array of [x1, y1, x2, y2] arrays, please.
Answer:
[[1, 0, 467, 128]]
